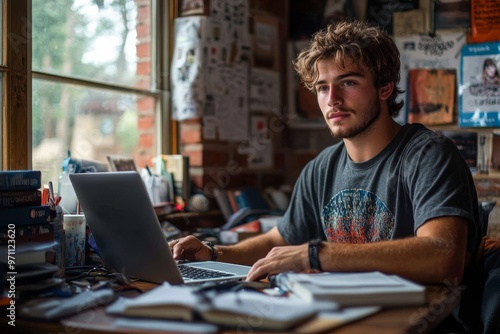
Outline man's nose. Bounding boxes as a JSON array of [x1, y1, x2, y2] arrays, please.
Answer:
[[328, 87, 342, 107]]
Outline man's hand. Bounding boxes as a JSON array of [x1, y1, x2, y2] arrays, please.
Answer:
[[168, 235, 212, 262], [246, 243, 316, 281]]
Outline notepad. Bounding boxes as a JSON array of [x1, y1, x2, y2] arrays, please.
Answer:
[[275, 271, 426, 307]]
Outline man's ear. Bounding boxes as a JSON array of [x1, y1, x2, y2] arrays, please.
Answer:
[[378, 82, 394, 100]]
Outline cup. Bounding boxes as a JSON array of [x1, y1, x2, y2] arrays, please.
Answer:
[[63, 214, 86, 267]]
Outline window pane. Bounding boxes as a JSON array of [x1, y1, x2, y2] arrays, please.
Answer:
[[32, 0, 153, 90], [32, 79, 157, 187]]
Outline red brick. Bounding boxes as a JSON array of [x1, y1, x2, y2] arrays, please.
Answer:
[[136, 23, 150, 39], [137, 5, 150, 22], [136, 43, 150, 58], [180, 122, 201, 144], [139, 133, 154, 148], [136, 62, 151, 76], [138, 115, 155, 130], [137, 97, 154, 112]]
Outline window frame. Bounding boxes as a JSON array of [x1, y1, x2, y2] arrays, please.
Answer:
[[2, 0, 173, 171]]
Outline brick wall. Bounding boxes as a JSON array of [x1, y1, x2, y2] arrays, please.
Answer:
[[135, 0, 155, 168], [134, 0, 328, 202]]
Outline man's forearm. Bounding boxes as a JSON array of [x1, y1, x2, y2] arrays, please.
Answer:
[[215, 227, 287, 266]]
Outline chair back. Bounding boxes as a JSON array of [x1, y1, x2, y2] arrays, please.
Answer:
[[478, 201, 496, 237]]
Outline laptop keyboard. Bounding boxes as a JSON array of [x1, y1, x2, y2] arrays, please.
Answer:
[[178, 264, 235, 280]]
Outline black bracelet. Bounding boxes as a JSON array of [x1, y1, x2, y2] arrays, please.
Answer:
[[308, 239, 323, 271], [203, 241, 218, 261]]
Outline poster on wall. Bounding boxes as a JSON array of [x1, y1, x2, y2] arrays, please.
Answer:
[[395, 31, 466, 124], [459, 41, 500, 127], [408, 69, 456, 125], [468, 0, 500, 44], [171, 16, 207, 121]]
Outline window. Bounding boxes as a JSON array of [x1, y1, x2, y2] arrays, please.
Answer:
[[31, 0, 170, 187]]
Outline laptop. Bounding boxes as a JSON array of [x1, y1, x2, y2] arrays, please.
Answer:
[[69, 171, 250, 284]]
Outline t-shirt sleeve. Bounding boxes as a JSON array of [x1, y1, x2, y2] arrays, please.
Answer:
[[404, 135, 478, 246], [277, 159, 327, 245]]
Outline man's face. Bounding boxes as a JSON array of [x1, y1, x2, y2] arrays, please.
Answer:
[[315, 59, 382, 139]]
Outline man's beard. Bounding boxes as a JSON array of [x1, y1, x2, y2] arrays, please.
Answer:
[[328, 98, 381, 139]]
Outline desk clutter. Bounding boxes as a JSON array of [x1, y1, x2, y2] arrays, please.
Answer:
[[0, 170, 65, 297], [0, 170, 103, 303], [104, 279, 379, 333]]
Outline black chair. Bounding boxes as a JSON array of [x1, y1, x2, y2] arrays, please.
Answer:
[[478, 201, 500, 334], [478, 201, 496, 237]]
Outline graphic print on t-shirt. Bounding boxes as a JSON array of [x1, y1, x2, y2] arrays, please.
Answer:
[[322, 189, 395, 243]]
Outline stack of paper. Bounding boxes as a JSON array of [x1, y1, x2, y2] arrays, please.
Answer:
[[275, 271, 426, 307]]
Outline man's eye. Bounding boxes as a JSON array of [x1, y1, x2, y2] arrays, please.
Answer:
[[317, 86, 328, 92]]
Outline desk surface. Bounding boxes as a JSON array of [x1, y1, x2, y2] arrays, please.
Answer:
[[1, 282, 461, 334]]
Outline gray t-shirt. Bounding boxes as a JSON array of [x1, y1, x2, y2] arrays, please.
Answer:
[[278, 123, 479, 253]]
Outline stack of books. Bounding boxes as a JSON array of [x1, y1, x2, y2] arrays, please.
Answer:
[[0, 170, 60, 290]]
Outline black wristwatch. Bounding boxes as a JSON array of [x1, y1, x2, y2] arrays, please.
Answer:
[[203, 241, 218, 261], [308, 239, 323, 271]]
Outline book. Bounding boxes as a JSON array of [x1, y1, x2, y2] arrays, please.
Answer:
[[0, 223, 54, 244], [0, 170, 41, 191], [213, 188, 233, 220], [0, 190, 42, 209], [0, 205, 54, 228], [0, 240, 58, 266], [233, 187, 270, 211], [107, 282, 319, 330], [275, 271, 426, 307], [159, 155, 190, 202]]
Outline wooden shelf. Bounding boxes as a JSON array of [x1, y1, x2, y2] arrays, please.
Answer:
[[158, 210, 225, 231]]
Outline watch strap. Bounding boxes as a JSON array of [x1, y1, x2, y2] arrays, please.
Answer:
[[308, 239, 323, 271]]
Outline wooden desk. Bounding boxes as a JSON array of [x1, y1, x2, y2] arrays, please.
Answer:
[[1, 284, 461, 334]]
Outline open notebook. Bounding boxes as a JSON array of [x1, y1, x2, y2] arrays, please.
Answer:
[[69, 171, 250, 284]]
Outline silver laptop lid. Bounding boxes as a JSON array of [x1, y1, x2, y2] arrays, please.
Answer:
[[69, 171, 184, 284]]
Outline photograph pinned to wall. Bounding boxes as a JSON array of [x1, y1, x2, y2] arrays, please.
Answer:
[[408, 69, 456, 125], [171, 16, 207, 121], [251, 14, 280, 72], [432, 0, 470, 30], [438, 131, 478, 173], [459, 41, 500, 127], [365, 0, 419, 35], [107, 156, 137, 172], [468, 0, 500, 44], [392, 9, 426, 37], [179, 0, 208, 16], [395, 31, 466, 124], [286, 41, 324, 129], [243, 115, 273, 169], [250, 68, 281, 113]]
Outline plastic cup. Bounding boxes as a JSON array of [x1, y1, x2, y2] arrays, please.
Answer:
[[63, 214, 86, 267]]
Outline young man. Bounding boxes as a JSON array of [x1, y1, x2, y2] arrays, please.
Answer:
[[170, 18, 480, 313]]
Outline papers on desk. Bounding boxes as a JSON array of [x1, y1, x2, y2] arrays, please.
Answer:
[[106, 282, 320, 331], [106, 282, 381, 333], [275, 271, 426, 307]]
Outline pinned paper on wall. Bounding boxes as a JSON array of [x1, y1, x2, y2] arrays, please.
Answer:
[[395, 31, 466, 124], [459, 41, 500, 127]]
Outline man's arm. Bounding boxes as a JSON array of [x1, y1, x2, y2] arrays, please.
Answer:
[[247, 216, 469, 284], [170, 226, 288, 266]]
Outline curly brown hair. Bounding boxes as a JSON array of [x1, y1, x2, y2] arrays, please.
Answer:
[[293, 20, 404, 117]]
